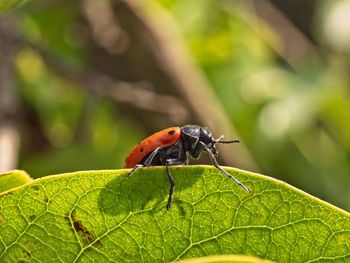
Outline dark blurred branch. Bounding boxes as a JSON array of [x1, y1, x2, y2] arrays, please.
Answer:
[[268, 0, 317, 43], [248, 0, 321, 67], [23, 41, 190, 124], [82, 0, 128, 55], [0, 12, 189, 124], [0, 16, 20, 172]]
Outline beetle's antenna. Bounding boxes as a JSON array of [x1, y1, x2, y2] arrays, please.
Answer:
[[217, 140, 240, 144], [215, 135, 239, 144]]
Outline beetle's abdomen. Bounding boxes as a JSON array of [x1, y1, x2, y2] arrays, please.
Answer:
[[124, 127, 181, 168]]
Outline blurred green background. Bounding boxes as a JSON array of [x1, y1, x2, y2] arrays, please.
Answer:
[[1, 0, 350, 210]]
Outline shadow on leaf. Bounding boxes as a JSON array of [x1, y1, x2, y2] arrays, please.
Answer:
[[98, 166, 203, 216]]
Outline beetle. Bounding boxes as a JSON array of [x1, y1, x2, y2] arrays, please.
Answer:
[[124, 125, 251, 210]]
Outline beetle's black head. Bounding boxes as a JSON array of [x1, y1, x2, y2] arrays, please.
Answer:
[[181, 125, 239, 158], [198, 127, 218, 155]]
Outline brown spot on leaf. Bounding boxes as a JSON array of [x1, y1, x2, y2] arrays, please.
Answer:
[[31, 185, 40, 191], [70, 210, 96, 245], [22, 249, 32, 259], [0, 191, 13, 197], [93, 239, 103, 248], [0, 213, 5, 224]]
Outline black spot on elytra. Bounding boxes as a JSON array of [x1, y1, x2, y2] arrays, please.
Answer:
[[140, 147, 144, 152], [70, 210, 98, 245], [168, 130, 175, 135]]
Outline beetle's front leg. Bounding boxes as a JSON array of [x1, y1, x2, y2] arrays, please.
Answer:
[[200, 142, 251, 192]]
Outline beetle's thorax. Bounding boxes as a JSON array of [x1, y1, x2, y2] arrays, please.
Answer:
[[180, 125, 218, 158]]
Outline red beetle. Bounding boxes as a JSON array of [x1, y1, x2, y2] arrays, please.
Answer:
[[125, 125, 250, 209]]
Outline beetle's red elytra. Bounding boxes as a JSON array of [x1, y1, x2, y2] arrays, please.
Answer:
[[124, 127, 181, 168], [124, 125, 251, 210]]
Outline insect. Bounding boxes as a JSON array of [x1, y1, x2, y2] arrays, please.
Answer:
[[124, 125, 251, 210]]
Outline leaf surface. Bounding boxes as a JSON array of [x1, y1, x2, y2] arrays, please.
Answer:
[[0, 166, 349, 262], [0, 170, 32, 193], [177, 255, 275, 263]]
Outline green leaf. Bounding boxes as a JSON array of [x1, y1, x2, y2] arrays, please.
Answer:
[[177, 255, 275, 263], [0, 170, 32, 193], [0, 166, 349, 262], [0, 0, 27, 12]]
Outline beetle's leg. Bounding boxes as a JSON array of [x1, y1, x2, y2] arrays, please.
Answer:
[[143, 147, 161, 166], [164, 158, 187, 210], [200, 142, 251, 192], [127, 164, 143, 177], [127, 147, 162, 177], [165, 163, 175, 210]]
